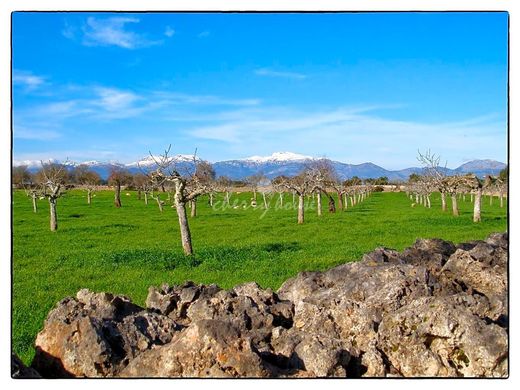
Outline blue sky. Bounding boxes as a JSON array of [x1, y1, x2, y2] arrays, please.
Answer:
[[12, 12, 508, 169]]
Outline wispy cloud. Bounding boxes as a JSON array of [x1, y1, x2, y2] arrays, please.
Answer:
[[255, 68, 307, 80], [13, 125, 61, 140], [198, 30, 210, 38], [164, 26, 175, 38], [72, 17, 162, 49], [186, 105, 505, 168], [12, 70, 46, 89]]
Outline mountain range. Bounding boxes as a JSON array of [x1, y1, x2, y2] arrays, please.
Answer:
[[13, 152, 506, 182]]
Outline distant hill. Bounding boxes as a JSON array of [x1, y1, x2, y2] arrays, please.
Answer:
[[13, 153, 506, 182]]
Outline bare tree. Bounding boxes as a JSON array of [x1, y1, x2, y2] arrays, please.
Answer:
[[73, 165, 101, 205], [12, 165, 32, 189], [34, 162, 68, 231], [246, 174, 265, 201], [145, 146, 212, 255], [132, 173, 152, 204], [216, 176, 233, 206], [273, 168, 321, 224], [108, 167, 132, 208], [186, 161, 216, 217]]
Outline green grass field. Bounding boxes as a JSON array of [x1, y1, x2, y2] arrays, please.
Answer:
[[12, 189, 507, 364]]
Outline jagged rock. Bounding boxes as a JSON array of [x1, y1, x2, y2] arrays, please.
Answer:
[[11, 354, 41, 378], [28, 232, 508, 378], [377, 295, 508, 377], [32, 290, 179, 377], [120, 320, 270, 377]]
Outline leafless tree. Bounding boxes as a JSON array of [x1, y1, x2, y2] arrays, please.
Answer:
[[34, 162, 68, 231], [108, 167, 132, 208], [73, 165, 101, 205], [145, 146, 213, 255], [12, 165, 32, 189], [186, 161, 216, 217], [246, 174, 265, 201], [216, 176, 233, 206], [132, 173, 152, 204], [272, 168, 321, 224]]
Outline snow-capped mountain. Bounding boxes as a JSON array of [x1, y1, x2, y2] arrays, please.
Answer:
[[244, 152, 313, 163], [13, 153, 506, 181]]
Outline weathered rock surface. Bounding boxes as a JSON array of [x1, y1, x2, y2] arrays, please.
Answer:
[[28, 232, 508, 378]]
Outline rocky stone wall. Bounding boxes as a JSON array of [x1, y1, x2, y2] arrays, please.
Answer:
[[14, 232, 508, 378]]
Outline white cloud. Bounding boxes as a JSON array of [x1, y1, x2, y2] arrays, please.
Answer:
[[80, 17, 161, 49], [12, 70, 46, 89], [255, 68, 307, 80], [164, 26, 175, 37], [186, 106, 506, 169]]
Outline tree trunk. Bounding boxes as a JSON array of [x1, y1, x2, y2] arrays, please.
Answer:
[[262, 192, 268, 209], [500, 193, 504, 208], [415, 194, 419, 204], [451, 194, 459, 216], [337, 192, 343, 210], [175, 199, 193, 255], [49, 198, 58, 231], [463, 193, 466, 202], [441, 192, 446, 212], [209, 193, 214, 206], [328, 196, 336, 213], [297, 194, 305, 224], [32, 193, 37, 213], [191, 199, 197, 217], [114, 183, 122, 208], [426, 195, 431, 208], [344, 193, 348, 210], [156, 196, 164, 212], [473, 188, 482, 222], [87, 189, 92, 205], [317, 192, 322, 216], [226, 191, 230, 205], [144, 192, 148, 205], [279, 193, 283, 207], [137, 190, 141, 200], [253, 189, 257, 201]]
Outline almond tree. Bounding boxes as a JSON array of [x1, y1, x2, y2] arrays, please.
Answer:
[[146, 146, 212, 255], [35, 162, 68, 231], [12, 165, 31, 189], [273, 168, 321, 224], [216, 176, 233, 206], [73, 165, 101, 205], [14, 166, 38, 212], [246, 174, 264, 201], [132, 173, 152, 205], [108, 167, 132, 208], [187, 161, 216, 217]]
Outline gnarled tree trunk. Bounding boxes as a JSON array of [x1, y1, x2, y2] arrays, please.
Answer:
[[317, 191, 322, 216], [156, 195, 164, 212], [87, 189, 92, 205], [144, 192, 148, 205], [441, 192, 447, 212], [337, 192, 343, 210]]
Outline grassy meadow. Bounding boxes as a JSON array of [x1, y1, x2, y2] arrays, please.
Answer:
[[12, 189, 507, 364]]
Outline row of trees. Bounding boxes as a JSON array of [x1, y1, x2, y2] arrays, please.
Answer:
[[13, 148, 507, 256], [407, 151, 508, 222]]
